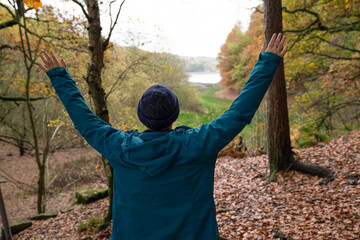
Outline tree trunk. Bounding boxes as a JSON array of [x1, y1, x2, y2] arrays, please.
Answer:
[[19, 141, 25, 156], [264, 0, 334, 180], [37, 164, 46, 213], [85, 0, 108, 122], [18, 0, 45, 213], [264, 0, 294, 177], [25, 72, 44, 213], [85, 0, 113, 225]]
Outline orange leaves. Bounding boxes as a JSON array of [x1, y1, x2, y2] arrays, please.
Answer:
[[24, 0, 43, 10], [217, 8, 265, 91], [215, 129, 360, 239]]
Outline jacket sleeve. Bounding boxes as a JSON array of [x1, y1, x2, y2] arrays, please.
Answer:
[[184, 52, 282, 155], [47, 68, 125, 162]]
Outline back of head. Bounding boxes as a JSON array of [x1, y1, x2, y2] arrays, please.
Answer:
[[137, 84, 179, 131]]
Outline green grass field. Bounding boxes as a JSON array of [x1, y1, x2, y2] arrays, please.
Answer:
[[175, 86, 232, 128], [175, 86, 268, 150]]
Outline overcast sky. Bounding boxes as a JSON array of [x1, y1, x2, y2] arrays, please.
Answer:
[[46, 0, 262, 57]]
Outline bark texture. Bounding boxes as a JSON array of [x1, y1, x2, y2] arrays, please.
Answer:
[[264, 0, 294, 174], [85, 0, 109, 122], [84, 0, 113, 225], [264, 0, 334, 179]]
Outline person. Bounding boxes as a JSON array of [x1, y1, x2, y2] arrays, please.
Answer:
[[39, 33, 288, 240]]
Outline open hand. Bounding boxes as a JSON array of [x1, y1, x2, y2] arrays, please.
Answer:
[[260, 33, 288, 58], [39, 51, 67, 72]]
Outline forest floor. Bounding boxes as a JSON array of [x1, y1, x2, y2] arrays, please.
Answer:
[[0, 129, 357, 239], [0, 144, 105, 225]]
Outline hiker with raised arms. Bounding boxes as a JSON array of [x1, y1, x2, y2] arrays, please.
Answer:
[[39, 33, 288, 240]]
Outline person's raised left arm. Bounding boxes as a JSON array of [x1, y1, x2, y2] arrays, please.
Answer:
[[39, 51, 125, 163]]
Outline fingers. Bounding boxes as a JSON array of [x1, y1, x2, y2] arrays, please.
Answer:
[[279, 36, 286, 50], [268, 33, 277, 48], [260, 44, 266, 53], [40, 54, 48, 66], [38, 63, 48, 72], [60, 59, 67, 68], [39, 50, 66, 72], [264, 33, 288, 57], [42, 51, 54, 66], [280, 45, 288, 58], [50, 51, 60, 66], [274, 33, 282, 48]]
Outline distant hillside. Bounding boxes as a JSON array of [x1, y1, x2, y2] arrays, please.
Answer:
[[178, 56, 218, 72]]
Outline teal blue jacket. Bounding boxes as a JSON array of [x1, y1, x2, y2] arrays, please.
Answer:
[[47, 52, 281, 240]]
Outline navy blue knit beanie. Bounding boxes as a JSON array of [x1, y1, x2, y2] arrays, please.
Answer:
[[137, 84, 179, 130]]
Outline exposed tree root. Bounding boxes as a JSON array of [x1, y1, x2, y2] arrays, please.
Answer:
[[291, 161, 335, 178], [272, 230, 294, 240], [220, 236, 230, 240]]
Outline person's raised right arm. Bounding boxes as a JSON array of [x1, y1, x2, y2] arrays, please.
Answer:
[[184, 33, 288, 156]]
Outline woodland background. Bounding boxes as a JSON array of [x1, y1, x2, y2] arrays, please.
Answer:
[[0, 0, 359, 239]]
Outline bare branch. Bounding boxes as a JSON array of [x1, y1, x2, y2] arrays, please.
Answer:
[[305, 51, 360, 60], [283, 6, 360, 34], [252, 6, 263, 14], [326, 20, 360, 33], [314, 100, 360, 126], [0, 134, 32, 145], [315, 36, 360, 54], [25, 16, 54, 24], [72, 0, 90, 20], [282, 6, 320, 18], [0, 95, 46, 102], [0, 2, 15, 18], [0, 19, 18, 29], [105, 56, 146, 98], [104, 0, 126, 49], [0, 106, 17, 123], [7, 0, 16, 9], [18, 23, 51, 42], [0, 44, 21, 51], [0, 169, 37, 191]]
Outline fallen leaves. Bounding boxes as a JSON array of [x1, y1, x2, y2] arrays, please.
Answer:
[[12, 130, 360, 239], [215, 130, 360, 239]]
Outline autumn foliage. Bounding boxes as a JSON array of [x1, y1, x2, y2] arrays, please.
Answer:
[[24, 0, 42, 10], [217, 1, 360, 147]]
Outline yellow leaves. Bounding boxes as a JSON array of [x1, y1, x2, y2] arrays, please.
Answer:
[[24, 0, 42, 11], [47, 119, 63, 128], [95, 164, 101, 172]]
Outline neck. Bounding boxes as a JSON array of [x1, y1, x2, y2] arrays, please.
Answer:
[[146, 124, 173, 132]]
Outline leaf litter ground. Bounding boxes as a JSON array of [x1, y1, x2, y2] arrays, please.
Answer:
[[14, 130, 360, 239]]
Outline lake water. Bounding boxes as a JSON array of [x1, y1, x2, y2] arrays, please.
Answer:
[[187, 72, 221, 84]]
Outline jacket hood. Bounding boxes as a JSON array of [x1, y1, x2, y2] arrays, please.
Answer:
[[119, 126, 191, 176]]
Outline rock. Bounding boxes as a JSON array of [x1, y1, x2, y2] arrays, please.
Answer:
[[1, 219, 32, 238], [75, 188, 108, 204], [29, 211, 58, 220]]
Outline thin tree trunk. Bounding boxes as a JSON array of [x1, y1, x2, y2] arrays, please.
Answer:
[[264, 0, 293, 178], [25, 71, 45, 213], [85, 0, 113, 226], [19, 3, 45, 213]]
